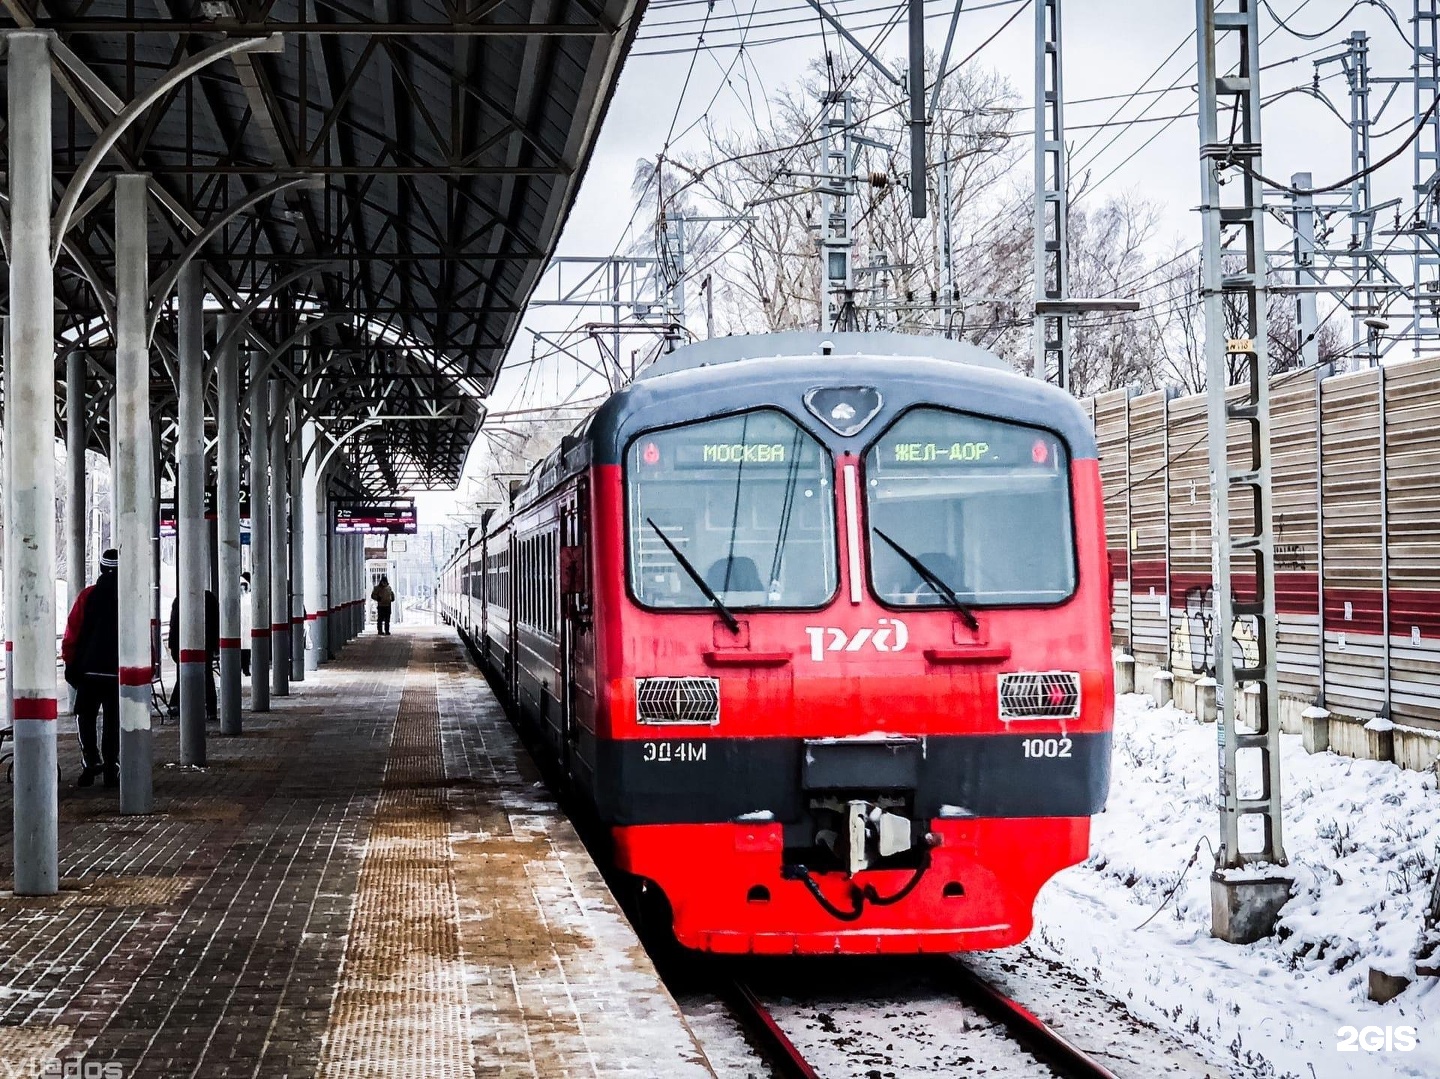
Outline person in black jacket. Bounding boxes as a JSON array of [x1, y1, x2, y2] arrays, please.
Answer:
[[61, 549, 121, 787], [168, 589, 220, 721]]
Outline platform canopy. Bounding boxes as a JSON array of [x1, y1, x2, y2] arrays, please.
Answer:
[[0, 0, 643, 492]]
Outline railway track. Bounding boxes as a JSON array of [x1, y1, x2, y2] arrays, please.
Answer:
[[938, 958, 1119, 1079], [716, 958, 1119, 1079]]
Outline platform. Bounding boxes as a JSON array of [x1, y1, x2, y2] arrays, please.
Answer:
[[0, 626, 715, 1078]]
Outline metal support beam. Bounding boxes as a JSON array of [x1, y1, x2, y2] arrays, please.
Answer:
[[1196, 0, 1289, 943], [1034, 0, 1071, 389], [177, 263, 208, 763], [114, 173, 155, 816], [216, 316, 243, 735], [289, 411, 305, 682], [249, 359, 272, 713], [1345, 31, 1378, 364], [819, 91, 857, 333], [1291, 173, 1320, 369], [8, 30, 60, 892], [1415, 0, 1440, 353], [270, 383, 291, 697], [50, 35, 285, 260], [908, 0, 926, 218]]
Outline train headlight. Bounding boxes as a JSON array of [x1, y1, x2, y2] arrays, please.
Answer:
[[997, 672, 1081, 720], [636, 677, 720, 726]]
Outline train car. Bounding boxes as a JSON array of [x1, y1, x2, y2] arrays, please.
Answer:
[[444, 331, 1114, 955]]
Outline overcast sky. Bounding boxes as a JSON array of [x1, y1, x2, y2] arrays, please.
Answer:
[[416, 0, 1422, 530]]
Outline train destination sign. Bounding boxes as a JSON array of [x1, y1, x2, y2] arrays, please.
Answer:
[[641, 437, 815, 469], [333, 500, 418, 535], [874, 419, 1063, 473]]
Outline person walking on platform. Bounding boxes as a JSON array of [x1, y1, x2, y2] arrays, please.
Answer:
[[371, 576, 395, 635], [239, 571, 253, 676], [168, 589, 220, 720], [61, 548, 121, 787]]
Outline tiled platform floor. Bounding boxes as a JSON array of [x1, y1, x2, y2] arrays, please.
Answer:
[[0, 626, 714, 1078]]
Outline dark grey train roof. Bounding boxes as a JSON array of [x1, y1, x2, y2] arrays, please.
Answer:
[[636, 331, 1011, 380], [586, 332, 1099, 467]]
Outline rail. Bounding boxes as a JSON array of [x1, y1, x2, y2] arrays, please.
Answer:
[[939, 958, 1119, 1079], [721, 981, 821, 1079]]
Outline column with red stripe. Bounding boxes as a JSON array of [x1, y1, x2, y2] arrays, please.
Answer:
[[114, 173, 155, 815], [7, 32, 60, 891]]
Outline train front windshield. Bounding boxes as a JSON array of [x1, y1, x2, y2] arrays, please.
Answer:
[[864, 408, 1077, 607], [627, 410, 837, 609]]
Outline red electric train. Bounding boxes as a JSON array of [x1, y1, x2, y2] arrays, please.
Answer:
[[439, 331, 1114, 955]]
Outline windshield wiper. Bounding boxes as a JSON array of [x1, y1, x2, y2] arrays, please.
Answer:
[[646, 518, 740, 634], [873, 528, 980, 631]]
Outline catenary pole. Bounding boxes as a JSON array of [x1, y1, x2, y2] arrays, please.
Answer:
[[1196, 0, 1288, 944]]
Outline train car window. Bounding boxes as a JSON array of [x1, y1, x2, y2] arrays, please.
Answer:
[[626, 409, 837, 610], [864, 408, 1077, 607]]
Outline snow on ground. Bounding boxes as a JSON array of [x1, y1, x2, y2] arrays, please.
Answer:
[[1029, 693, 1440, 1079]]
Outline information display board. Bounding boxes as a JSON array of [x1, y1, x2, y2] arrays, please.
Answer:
[[333, 499, 418, 535]]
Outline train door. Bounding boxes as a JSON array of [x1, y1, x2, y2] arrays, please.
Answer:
[[559, 476, 595, 791], [506, 530, 518, 696]]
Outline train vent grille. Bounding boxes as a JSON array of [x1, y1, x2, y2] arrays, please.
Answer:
[[636, 677, 720, 726], [997, 672, 1082, 720]]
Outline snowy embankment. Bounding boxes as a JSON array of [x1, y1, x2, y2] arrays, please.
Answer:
[[1029, 693, 1440, 1079]]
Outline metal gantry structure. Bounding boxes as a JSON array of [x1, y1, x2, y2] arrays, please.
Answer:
[[1196, 0, 1290, 942], [0, 0, 643, 893]]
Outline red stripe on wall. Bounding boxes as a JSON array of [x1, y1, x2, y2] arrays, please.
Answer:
[[1117, 552, 1440, 637], [13, 697, 58, 720], [119, 665, 153, 686]]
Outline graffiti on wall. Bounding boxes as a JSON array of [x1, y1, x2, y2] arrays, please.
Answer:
[[1171, 585, 1261, 675]]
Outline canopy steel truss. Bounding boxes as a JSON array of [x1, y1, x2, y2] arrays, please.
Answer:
[[1, 0, 644, 493]]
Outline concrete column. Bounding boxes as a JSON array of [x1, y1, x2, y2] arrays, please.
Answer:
[[114, 173, 154, 816], [248, 361, 271, 712], [176, 263, 207, 763], [215, 317, 242, 735], [8, 31, 59, 892], [324, 512, 336, 656], [350, 534, 360, 640], [289, 412, 305, 681], [303, 424, 324, 670], [269, 383, 290, 696], [4, 319, 13, 729], [65, 351, 88, 623], [340, 532, 351, 644]]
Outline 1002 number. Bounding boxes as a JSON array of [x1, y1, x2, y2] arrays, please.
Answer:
[[1022, 737, 1073, 759]]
